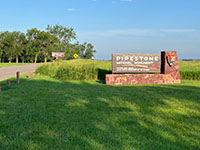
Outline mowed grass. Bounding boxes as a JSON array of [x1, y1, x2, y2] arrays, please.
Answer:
[[0, 75, 200, 150], [0, 63, 33, 68]]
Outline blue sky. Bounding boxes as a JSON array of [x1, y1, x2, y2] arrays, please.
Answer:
[[0, 0, 200, 59]]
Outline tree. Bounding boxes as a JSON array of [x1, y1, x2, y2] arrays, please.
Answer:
[[80, 42, 86, 58], [64, 42, 80, 60], [46, 25, 78, 60], [80, 42, 96, 59], [37, 31, 59, 63], [0, 33, 4, 63], [0, 48, 2, 63], [11, 31, 26, 63], [26, 28, 41, 63], [84, 43, 96, 59], [0, 25, 96, 62], [46, 25, 76, 44], [1, 32, 17, 63], [20, 37, 29, 63], [0, 31, 9, 62]]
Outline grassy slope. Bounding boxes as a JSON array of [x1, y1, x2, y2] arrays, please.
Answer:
[[0, 75, 200, 150], [0, 63, 33, 68]]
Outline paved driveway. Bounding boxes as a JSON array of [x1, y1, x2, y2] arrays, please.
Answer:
[[0, 64, 41, 80]]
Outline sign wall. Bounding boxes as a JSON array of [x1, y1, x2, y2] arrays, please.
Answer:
[[112, 54, 161, 73]]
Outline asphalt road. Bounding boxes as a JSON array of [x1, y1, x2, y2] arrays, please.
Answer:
[[0, 64, 41, 80]]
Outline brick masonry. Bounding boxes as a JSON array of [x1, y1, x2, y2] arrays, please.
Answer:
[[106, 51, 181, 85]]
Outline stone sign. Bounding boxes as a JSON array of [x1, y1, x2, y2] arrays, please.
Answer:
[[112, 54, 161, 73], [106, 51, 181, 85]]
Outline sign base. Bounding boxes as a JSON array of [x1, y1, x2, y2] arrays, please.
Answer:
[[106, 74, 180, 85]]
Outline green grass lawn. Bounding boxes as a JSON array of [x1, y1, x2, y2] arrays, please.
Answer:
[[0, 63, 33, 68], [0, 75, 199, 150]]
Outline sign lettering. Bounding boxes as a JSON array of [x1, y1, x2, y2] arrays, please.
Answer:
[[112, 54, 161, 73]]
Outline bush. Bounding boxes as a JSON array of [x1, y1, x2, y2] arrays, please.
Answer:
[[36, 60, 112, 81], [180, 71, 200, 80], [55, 64, 98, 80], [35, 63, 59, 77]]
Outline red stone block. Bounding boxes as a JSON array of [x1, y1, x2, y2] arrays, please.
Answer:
[[161, 51, 180, 81]]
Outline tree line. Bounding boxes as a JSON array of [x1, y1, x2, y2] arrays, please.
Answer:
[[0, 25, 96, 63]]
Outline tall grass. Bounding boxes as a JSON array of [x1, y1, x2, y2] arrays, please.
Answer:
[[55, 64, 97, 80], [36, 59, 111, 80]]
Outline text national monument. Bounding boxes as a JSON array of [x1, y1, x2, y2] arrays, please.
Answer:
[[106, 51, 181, 85]]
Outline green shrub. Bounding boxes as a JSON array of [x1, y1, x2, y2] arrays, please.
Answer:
[[54, 64, 98, 80], [36, 63, 59, 77], [36, 60, 112, 81], [180, 71, 200, 80]]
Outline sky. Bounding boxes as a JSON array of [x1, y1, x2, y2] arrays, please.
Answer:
[[0, 0, 200, 60]]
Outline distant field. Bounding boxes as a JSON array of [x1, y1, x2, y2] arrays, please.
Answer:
[[178, 61, 200, 80], [0, 63, 33, 68], [179, 61, 200, 71]]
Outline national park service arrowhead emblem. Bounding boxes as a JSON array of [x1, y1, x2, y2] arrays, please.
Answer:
[[167, 54, 177, 67]]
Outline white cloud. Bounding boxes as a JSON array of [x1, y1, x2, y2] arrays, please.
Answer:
[[67, 8, 80, 12]]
